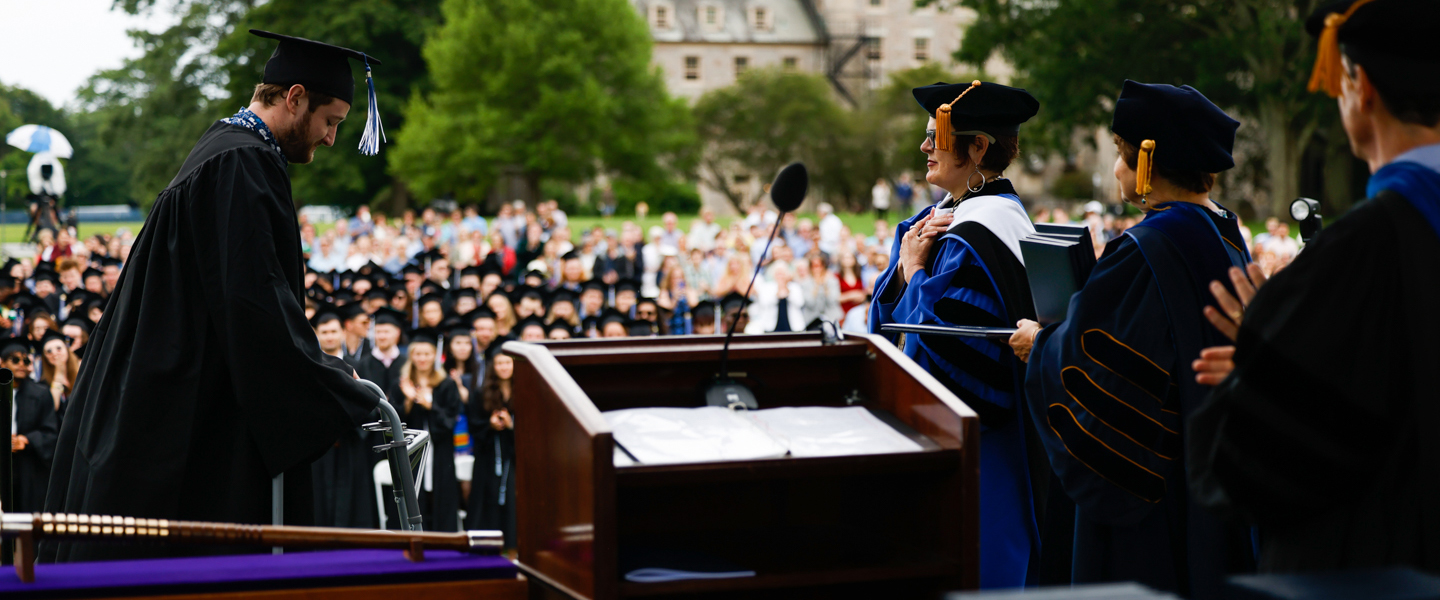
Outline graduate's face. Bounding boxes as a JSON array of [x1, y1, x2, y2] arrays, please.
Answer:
[[409, 343, 436, 373], [4, 353, 30, 379], [602, 322, 628, 338], [1113, 154, 1148, 211], [520, 325, 546, 342], [374, 324, 400, 351], [493, 355, 514, 380], [548, 327, 571, 340], [315, 320, 344, 354], [278, 89, 350, 164], [420, 302, 444, 327], [472, 318, 496, 347], [449, 336, 473, 361], [44, 339, 68, 365], [344, 314, 370, 337], [1336, 58, 1379, 168]]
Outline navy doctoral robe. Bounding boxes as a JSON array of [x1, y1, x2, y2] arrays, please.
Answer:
[[870, 181, 1040, 588], [1024, 200, 1254, 598]]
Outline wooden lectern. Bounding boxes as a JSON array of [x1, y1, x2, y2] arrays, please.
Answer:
[[505, 331, 979, 599]]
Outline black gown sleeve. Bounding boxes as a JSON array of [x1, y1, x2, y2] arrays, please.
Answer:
[[18, 384, 60, 463], [187, 147, 379, 475], [1188, 198, 1410, 526]]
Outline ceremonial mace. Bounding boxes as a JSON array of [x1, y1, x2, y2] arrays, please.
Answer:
[[0, 511, 503, 583]]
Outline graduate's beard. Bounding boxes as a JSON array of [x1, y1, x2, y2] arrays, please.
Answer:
[[277, 111, 320, 164]]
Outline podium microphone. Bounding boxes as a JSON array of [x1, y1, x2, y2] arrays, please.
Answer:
[[704, 162, 808, 410]]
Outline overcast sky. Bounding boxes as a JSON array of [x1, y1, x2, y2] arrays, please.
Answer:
[[0, 0, 178, 109]]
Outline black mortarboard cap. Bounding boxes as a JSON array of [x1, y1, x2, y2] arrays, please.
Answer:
[[719, 292, 749, 312], [31, 271, 58, 286], [1305, 0, 1440, 97], [409, 327, 440, 347], [36, 330, 69, 352], [523, 269, 547, 283], [250, 29, 378, 106], [416, 292, 445, 309], [83, 268, 103, 280], [64, 316, 95, 334], [372, 306, 407, 328], [598, 308, 627, 328], [614, 279, 640, 295], [460, 265, 484, 277], [401, 263, 423, 276], [580, 278, 608, 294], [99, 256, 123, 268], [912, 81, 1039, 138], [561, 250, 581, 261], [1111, 80, 1239, 174], [547, 321, 576, 337], [626, 319, 658, 337], [310, 302, 341, 328], [331, 290, 356, 305], [549, 289, 577, 307], [464, 307, 497, 325], [516, 316, 547, 335], [337, 302, 368, 323], [692, 300, 717, 320], [511, 285, 544, 304], [365, 287, 389, 301], [0, 337, 28, 357]]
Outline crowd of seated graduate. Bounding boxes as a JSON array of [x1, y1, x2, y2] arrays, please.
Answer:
[[0, 226, 131, 514]]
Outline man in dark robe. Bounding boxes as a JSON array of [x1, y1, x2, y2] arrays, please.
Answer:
[[41, 31, 386, 562], [6, 339, 58, 512], [1188, 0, 1440, 574], [310, 309, 378, 529]]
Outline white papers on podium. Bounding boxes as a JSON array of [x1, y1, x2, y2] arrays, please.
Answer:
[[747, 406, 922, 458], [606, 406, 922, 465], [605, 406, 789, 465]]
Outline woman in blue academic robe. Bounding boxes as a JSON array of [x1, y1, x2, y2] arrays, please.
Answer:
[[1009, 81, 1255, 599], [870, 80, 1043, 588]]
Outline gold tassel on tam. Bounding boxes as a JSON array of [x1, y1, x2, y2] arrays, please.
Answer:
[[1307, 0, 1378, 97], [935, 80, 982, 152], [1136, 139, 1156, 201]]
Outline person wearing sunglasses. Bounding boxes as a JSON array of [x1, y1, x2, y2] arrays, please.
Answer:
[[5, 338, 58, 513]]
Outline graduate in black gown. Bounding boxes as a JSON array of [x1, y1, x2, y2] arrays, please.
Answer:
[[358, 307, 407, 393], [386, 328, 462, 532], [466, 346, 516, 547], [1188, 0, 1440, 574], [5, 338, 58, 513], [40, 31, 384, 562], [1009, 81, 1255, 598], [310, 307, 378, 529]]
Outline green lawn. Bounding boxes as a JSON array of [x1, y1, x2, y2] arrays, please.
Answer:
[[0, 221, 145, 245]]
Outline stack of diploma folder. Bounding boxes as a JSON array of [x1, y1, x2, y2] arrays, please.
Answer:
[[1021, 223, 1097, 324]]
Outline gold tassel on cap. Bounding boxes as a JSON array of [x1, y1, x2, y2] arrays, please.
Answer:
[[1307, 0, 1378, 97], [935, 80, 982, 152], [1136, 139, 1156, 199]]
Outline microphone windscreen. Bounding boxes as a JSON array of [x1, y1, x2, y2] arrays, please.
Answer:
[[769, 162, 808, 213]]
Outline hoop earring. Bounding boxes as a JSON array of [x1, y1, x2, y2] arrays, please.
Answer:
[[966, 166, 986, 194]]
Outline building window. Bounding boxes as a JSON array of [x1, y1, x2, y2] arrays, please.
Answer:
[[914, 38, 929, 61], [869, 0, 882, 6], [655, 5, 669, 28], [753, 6, 769, 30], [685, 56, 700, 80], [783, 56, 798, 70], [735, 56, 749, 77], [866, 37, 882, 60], [705, 5, 717, 25]]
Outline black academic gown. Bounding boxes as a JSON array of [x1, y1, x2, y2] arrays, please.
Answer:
[[386, 377, 461, 532], [465, 397, 515, 546], [1024, 202, 1255, 598], [310, 351, 381, 529], [12, 379, 59, 512], [40, 121, 379, 563], [1189, 188, 1440, 573], [356, 350, 404, 395]]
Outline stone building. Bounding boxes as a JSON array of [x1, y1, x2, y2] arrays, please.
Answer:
[[634, 0, 1003, 213]]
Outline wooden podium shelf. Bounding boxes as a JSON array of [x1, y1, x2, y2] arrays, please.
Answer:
[[506, 332, 979, 599]]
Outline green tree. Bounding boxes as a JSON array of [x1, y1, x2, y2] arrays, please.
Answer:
[[392, 0, 694, 208], [951, 0, 1338, 217], [214, 0, 442, 212], [694, 69, 851, 212]]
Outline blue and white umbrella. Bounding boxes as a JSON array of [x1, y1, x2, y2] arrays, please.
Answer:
[[6, 124, 73, 158]]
